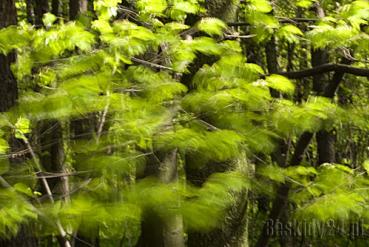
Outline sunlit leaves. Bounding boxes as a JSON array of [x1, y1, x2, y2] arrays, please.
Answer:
[[155, 128, 243, 165], [0, 130, 8, 155], [307, 23, 359, 49], [272, 97, 339, 136], [244, 0, 278, 42], [191, 54, 264, 90], [57, 196, 142, 240], [265, 74, 295, 94], [127, 172, 247, 231], [197, 18, 227, 36], [182, 172, 248, 230], [277, 24, 303, 43], [1, 0, 368, 243], [42, 13, 57, 27], [362, 160, 369, 175], [296, 192, 364, 221], [296, 0, 314, 8], [0, 26, 31, 54], [75, 153, 145, 177], [166, 0, 202, 20], [247, 0, 273, 13], [291, 164, 369, 223], [137, 0, 167, 15], [258, 165, 286, 183], [14, 117, 30, 140], [94, 0, 122, 19], [0, 190, 37, 237]]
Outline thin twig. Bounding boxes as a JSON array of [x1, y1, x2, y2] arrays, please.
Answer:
[[131, 57, 173, 71], [23, 138, 71, 247], [224, 34, 256, 39], [97, 91, 111, 142]]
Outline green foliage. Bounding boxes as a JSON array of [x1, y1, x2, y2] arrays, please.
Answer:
[[265, 74, 295, 94], [155, 128, 243, 166], [197, 17, 227, 36], [0, 0, 368, 246], [0, 189, 37, 237], [272, 97, 339, 136], [276, 24, 303, 43]]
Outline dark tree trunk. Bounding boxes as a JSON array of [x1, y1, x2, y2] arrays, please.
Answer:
[[33, 0, 49, 27], [316, 130, 336, 164], [69, 0, 88, 20], [26, 0, 34, 24], [0, 0, 18, 112], [52, 0, 60, 17], [265, 37, 279, 74], [0, 2, 38, 246], [37, 120, 69, 197], [310, 3, 336, 166], [265, 34, 295, 247], [0, 226, 38, 247], [311, 48, 329, 92]]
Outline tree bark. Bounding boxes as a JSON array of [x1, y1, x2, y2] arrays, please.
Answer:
[[276, 63, 369, 79], [137, 150, 185, 247], [26, 0, 34, 24], [69, 0, 88, 20], [52, 0, 60, 17], [33, 0, 49, 27], [0, 2, 38, 246], [311, 2, 336, 166], [0, 0, 18, 112]]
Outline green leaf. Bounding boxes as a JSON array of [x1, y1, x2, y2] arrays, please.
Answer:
[[0, 138, 8, 154], [277, 24, 303, 43], [248, 0, 273, 13], [197, 18, 227, 36], [258, 165, 286, 183], [14, 183, 33, 197], [296, 0, 314, 8], [42, 13, 57, 27], [363, 160, 369, 174], [137, 0, 167, 14], [266, 74, 295, 94], [15, 117, 31, 140]]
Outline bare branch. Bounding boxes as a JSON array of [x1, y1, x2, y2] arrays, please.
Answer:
[[131, 57, 173, 71], [275, 63, 369, 79]]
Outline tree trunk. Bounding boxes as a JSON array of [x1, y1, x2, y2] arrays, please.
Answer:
[[310, 2, 336, 166], [316, 130, 336, 165], [0, 2, 38, 246], [137, 150, 185, 247], [181, 0, 240, 87], [205, 0, 239, 22], [0, 0, 18, 112], [52, 0, 60, 17], [69, 0, 88, 20], [26, 0, 34, 24], [33, 0, 49, 27]]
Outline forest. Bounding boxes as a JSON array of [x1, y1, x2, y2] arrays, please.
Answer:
[[0, 0, 368, 246]]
